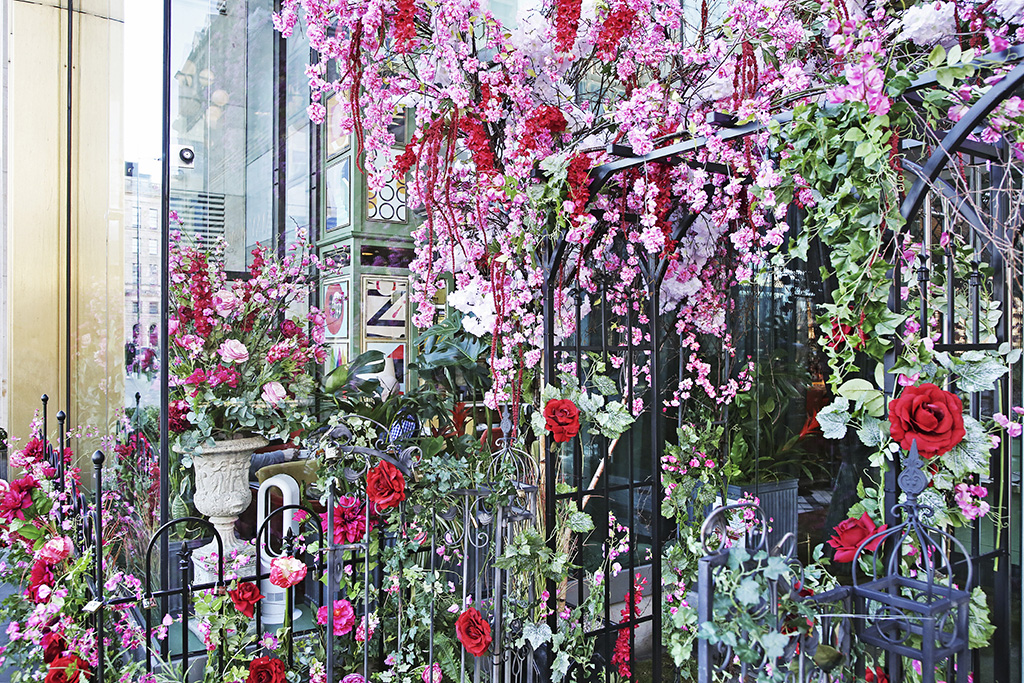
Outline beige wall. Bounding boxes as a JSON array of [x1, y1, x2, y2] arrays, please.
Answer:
[[5, 0, 124, 453]]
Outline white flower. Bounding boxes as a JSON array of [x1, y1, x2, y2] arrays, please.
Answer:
[[994, 0, 1024, 22], [449, 280, 497, 338], [898, 2, 955, 45]]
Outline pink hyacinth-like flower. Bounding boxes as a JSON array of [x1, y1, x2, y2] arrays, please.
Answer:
[[262, 381, 287, 405], [218, 339, 249, 363], [268, 556, 306, 588]]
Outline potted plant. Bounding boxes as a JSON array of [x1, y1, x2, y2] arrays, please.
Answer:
[[724, 358, 824, 548], [168, 230, 332, 572]]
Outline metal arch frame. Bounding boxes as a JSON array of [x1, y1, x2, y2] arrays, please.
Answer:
[[542, 43, 1024, 683]]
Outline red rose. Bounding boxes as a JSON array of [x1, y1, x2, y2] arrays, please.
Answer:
[[45, 656, 90, 683], [888, 383, 966, 458], [280, 320, 301, 338], [827, 512, 887, 563], [247, 657, 286, 683], [228, 582, 264, 618], [366, 461, 407, 511], [865, 667, 889, 683], [544, 399, 580, 443], [41, 632, 66, 664], [455, 607, 492, 657]]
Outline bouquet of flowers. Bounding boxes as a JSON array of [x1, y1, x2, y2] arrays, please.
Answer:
[[169, 229, 333, 451]]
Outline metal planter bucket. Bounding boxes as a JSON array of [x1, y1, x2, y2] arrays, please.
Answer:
[[727, 478, 798, 549]]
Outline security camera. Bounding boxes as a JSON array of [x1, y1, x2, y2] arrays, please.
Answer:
[[174, 145, 196, 168]]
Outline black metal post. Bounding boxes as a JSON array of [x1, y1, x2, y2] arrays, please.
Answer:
[[159, 0, 172, 623], [92, 450, 105, 683]]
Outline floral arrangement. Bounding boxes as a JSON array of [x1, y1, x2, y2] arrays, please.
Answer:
[[169, 229, 337, 451], [268, 0, 1024, 678]]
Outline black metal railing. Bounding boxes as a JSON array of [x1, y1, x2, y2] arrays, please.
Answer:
[[28, 398, 542, 683]]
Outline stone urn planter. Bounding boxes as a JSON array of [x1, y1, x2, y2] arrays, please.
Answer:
[[189, 435, 267, 582]]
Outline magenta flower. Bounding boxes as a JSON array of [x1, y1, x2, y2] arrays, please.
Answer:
[[316, 599, 356, 636]]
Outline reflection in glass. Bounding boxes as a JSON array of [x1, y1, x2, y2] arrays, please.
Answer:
[[326, 157, 352, 232], [360, 245, 415, 269], [367, 149, 408, 222], [326, 93, 351, 158], [286, 19, 311, 248]]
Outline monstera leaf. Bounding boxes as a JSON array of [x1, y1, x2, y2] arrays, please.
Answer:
[[323, 350, 386, 403]]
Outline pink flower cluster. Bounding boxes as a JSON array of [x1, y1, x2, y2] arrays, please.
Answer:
[[954, 483, 990, 521]]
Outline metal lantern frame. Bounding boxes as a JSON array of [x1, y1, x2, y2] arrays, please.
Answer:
[[851, 440, 972, 683]]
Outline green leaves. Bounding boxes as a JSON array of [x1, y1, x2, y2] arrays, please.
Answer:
[[837, 378, 885, 417], [934, 350, 1009, 393], [817, 399, 851, 440], [565, 510, 595, 533], [944, 415, 991, 479], [735, 578, 762, 606]]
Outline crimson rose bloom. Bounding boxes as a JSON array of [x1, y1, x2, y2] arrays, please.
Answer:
[[889, 383, 966, 458], [247, 657, 286, 683], [865, 667, 889, 683], [44, 656, 90, 683], [41, 632, 66, 664], [228, 582, 264, 618], [366, 461, 406, 511], [827, 512, 887, 563], [280, 320, 301, 338], [544, 399, 580, 443], [455, 607, 492, 657]]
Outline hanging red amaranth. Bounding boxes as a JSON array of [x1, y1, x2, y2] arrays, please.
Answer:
[[565, 153, 591, 215], [520, 106, 567, 153], [610, 577, 646, 678], [554, 0, 582, 53], [596, 6, 637, 60], [392, 0, 419, 53], [461, 117, 496, 174], [346, 23, 367, 175]]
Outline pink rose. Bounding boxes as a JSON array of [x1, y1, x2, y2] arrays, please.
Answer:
[[422, 663, 443, 683], [168, 319, 180, 335], [316, 599, 356, 636], [218, 339, 249, 363], [37, 537, 73, 565], [269, 556, 306, 588], [212, 291, 239, 317], [262, 382, 287, 405]]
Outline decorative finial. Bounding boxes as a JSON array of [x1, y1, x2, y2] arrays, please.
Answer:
[[57, 411, 66, 423], [499, 408, 513, 440], [898, 439, 928, 502], [92, 450, 105, 467]]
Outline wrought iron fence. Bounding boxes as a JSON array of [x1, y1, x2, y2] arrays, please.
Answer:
[[28, 398, 542, 683]]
